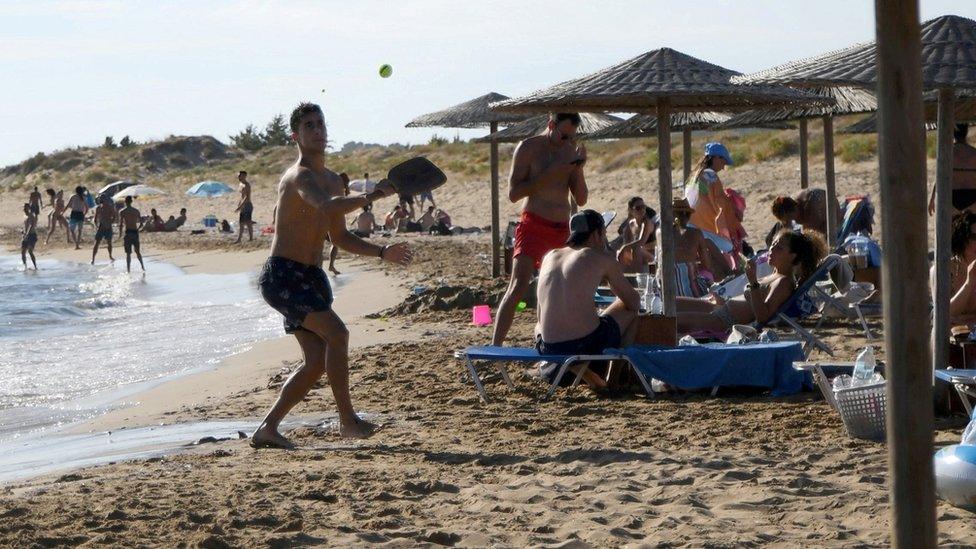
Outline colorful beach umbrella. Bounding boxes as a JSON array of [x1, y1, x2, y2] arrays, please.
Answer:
[[113, 185, 166, 199], [186, 180, 234, 198], [97, 180, 138, 199]]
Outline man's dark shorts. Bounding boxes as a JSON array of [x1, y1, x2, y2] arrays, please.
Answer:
[[239, 202, 253, 224], [21, 232, 37, 249], [29, 204, 39, 216], [123, 229, 139, 254], [95, 226, 113, 241], [259, 256, 334, 334], [535, 316, 622, 385]]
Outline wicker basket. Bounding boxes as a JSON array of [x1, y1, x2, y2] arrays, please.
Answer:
[[834, 381, 887, 441]]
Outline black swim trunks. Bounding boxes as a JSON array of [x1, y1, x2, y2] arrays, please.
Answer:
[[239, 201, 253, 224], [29, 204, 39, 216], [259, 256, 334, 334], [123, 229, 139, 253], [69, 210, 85, 228], [535, 315, 622, 357], [21, 231, 37, 249], [95, 226, 113, 241]]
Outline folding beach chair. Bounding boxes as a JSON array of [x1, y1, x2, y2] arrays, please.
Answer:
[[753, 254, 844, 357], [456, 346, 653, 403], [936, 369, 976, 416]]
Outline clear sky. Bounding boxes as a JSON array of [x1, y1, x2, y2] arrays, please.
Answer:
[[1, 0, 972, 166]]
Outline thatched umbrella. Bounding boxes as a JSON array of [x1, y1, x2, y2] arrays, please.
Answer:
[[491, 47, 829, 315], [474, 112, 623, 143], [736, 13, 976, 545], [716, 87, 877, 243], [839, 89, 976, 133], [405, 92, 530, 277], [586, 112, 729, 182], [585, 112, 794, 182]]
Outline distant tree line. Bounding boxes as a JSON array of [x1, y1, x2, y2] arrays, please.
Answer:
[[229, 114, 291, 151], [103, 135, 136, 149]]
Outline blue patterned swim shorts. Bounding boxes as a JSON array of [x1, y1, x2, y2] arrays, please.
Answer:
[[258, 256, 334, 334]]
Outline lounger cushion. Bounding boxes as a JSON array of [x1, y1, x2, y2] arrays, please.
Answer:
[[608, 342, 809, 396]]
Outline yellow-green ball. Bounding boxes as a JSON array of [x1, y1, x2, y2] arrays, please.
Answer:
[[379, 64, 393, 78]]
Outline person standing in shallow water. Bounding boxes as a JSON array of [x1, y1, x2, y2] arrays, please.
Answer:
[[66, 186, 88, 249], [91, 195, 117, 264], [117, 196, 146, 272], [21, 203, 38, 270], [251, 102, 412, 449], [234, 170, 254, 243]]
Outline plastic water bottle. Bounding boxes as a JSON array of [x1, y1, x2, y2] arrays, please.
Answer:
[[649, 278, 663, 315], [852, 346, 876, 386]]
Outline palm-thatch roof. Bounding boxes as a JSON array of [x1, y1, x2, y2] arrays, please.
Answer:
[[839, 89, 976, 133], [405, 92, 531, 129], [733, 15, 976, 90], [490, 48, 832, 114], [585, 112, 729, 139], [714, 87, 876, 129], [473, 112, 623, 143]]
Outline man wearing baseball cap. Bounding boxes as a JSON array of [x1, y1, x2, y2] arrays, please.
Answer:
[[534, 209, 640, 392]]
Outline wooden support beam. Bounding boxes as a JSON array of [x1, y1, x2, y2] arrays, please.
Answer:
[[875, 1, 937, 546]]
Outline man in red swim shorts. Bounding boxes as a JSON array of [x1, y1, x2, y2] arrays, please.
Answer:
[[492, 112, 588, 346]]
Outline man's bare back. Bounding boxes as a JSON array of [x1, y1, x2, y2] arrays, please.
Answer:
[[537, 247, 618, 342]]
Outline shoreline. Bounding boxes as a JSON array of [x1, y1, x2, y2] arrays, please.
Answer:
[[5, 245, 413, 482]]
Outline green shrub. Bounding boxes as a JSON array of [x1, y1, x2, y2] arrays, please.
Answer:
[[754, 136, 798, 162], [838, 136, 877, 163]]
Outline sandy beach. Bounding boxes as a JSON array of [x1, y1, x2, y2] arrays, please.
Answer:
[[0, 223, 973, 546]]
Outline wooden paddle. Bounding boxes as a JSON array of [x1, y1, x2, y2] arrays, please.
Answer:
[[383, 157, 447, 196]]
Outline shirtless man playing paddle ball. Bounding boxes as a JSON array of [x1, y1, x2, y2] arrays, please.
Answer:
[[252, 102, 411, 448], [492, 112, 588, 346]]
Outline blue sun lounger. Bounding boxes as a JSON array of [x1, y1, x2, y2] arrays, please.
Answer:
[[457, 345, 653, 403], [936, 369, 976, 416]]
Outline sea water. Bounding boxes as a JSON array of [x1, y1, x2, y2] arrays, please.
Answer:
[[0, 254, 283, 441]]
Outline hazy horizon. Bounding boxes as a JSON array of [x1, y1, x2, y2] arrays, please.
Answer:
[[2, 0, 973, 167]]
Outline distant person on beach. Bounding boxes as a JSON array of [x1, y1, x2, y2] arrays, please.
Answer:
[[162, 208, 187, 232], [28, 186, 41, 216], [46, 190, 69, 245], [929, 124, 976, 216], [419, 188, 436, 210], [142, 208, 164, 232], [352, 203, 376, 238], [536, 210, 638, 392], [418, 206, 437, 232], [234, 170, 254, 243], [91, 195, 117, 264], [684, 142, 745, 261], [117, 195, 145, 272], [764, 189, 838, 247], [676, 230, 826, 333], [326, 173, 351, 276], [934, 212, 976, 326], [21, 203, 38, 270], [66, 186, 88, 249], [43, 188, 56, 230], [384, 204, 407, 231], [398, 192, 415, 219], [251, 102, 411, 448], [615, 196, 656, 273], [661, 198, 714, 297], [220, 219, 233, 233], [493, 112, 587, 347]]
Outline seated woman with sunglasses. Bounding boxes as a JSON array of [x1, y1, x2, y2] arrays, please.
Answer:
[[615, 196, 657, 273], [676, 229, 826, 333]]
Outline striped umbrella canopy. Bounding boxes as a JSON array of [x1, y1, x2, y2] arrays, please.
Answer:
[[113, 185, 166, 199], [186, 180, 234, 198]]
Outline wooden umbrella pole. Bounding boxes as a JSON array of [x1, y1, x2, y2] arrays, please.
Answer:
[[875, 1, 937, 546], [682, 127, 692, 183], [489, 121, 501, 278], [822, 115, 838, 246], [934, 88, 955, 373], [656, 98, 677, 315], [799, 118, 809, 189]]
